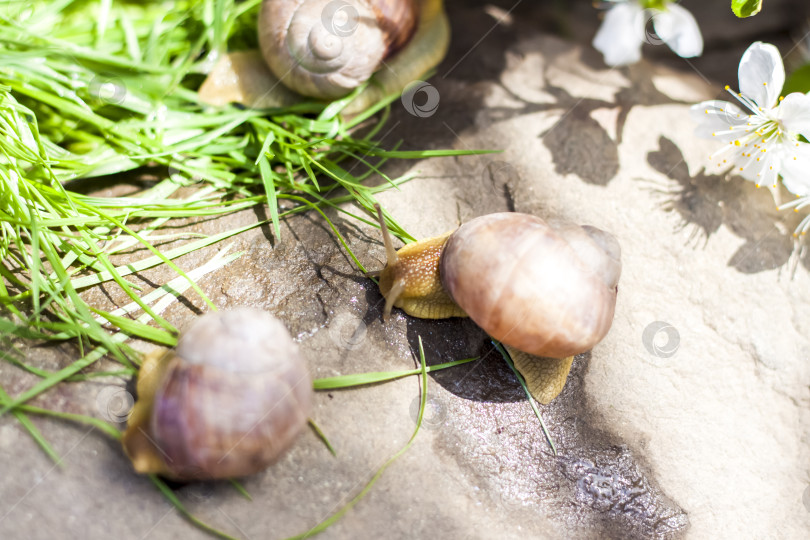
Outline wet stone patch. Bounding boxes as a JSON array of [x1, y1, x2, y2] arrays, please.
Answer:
[[430, 347, 688, 539]]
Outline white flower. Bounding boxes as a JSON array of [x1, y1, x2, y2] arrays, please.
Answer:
[[779, 195, 810, 237], [690, 42, 810, 196], [593, 0, 703, 67]]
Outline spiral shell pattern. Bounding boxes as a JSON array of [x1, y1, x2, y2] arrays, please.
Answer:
[[259, 0, 418, 100]]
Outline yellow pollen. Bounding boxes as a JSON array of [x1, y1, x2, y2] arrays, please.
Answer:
[[756, 183, 761, 187], [734, 140, 741, 146], [762, 149, 766, 152], [763, 82, 767, 86], [725, 85, 730, 90], [723, 159, 727, 163], [739, 167, 744, 171], [779, 96, 784, 101], [705, 109, 709, 114]]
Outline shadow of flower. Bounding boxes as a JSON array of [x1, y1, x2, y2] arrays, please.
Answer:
[[646, 136, 800, 273]]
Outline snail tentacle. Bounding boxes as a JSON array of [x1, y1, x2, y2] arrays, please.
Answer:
[[374, 205, 464, 320], [375, 203, 399, 268]]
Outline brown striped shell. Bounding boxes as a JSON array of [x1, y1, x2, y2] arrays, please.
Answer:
[[258, 0, 419, 99], [122, 308, 312, 480], [439, 213, 621, 359]]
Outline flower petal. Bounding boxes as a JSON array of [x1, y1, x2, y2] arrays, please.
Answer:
[[778, 142, 810, 196], [690, 100, 748, 141], [593, 2, 645, 67], [738, 42, 784, 110], [731, 143, 773, 184], [775, 92, 810, 139], [652, 4, 703, 59]]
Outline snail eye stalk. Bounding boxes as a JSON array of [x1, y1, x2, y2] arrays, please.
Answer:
[[375, 203, 399, 268]]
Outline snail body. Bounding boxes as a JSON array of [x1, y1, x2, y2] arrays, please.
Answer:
[[374, 207, 621, 403], [122, 308, 312, 481], [199, 0, 448, 113]]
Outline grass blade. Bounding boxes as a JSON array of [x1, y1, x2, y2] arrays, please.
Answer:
[[493, 341, 557, 455], [312, 356, 477, 390], [288, 337, 430, 539], [149, 475, 240, 540], [258, 155, 281, 240]]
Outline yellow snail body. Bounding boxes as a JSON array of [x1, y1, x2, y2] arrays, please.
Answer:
[[122, 308, 312, 481], [374, 207, 621, 403], [199, 0, 448, 113]]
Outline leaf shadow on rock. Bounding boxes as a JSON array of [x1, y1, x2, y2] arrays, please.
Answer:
[[364, 1, 610, 185], [537, 88, 621, 187], [383, 16, 684, 188], [534, 48, 689, 186], [646, 136, 805, 273]]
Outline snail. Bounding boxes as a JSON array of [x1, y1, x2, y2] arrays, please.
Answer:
[[372, 206, 621, 404], [121, 308, 313, 480], [199, 0, 449, 114]]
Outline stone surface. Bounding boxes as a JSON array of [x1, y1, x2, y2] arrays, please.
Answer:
[[2, 1, 810, 539]]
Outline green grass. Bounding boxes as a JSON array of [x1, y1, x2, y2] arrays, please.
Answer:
[[0, 0, 495, 537], [0, 0, 484, 410], [0, 1, 522, 538], [289, 337, 433, 540]]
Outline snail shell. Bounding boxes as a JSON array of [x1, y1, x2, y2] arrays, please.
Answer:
[[122, 308, 312, 481], [440, 213, 621, 359], [259, 0, 419, 99], [373, 208, 621, 403], [199, 0, 448, 113]]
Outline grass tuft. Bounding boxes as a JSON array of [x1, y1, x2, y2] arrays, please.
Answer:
[[0, 1, 495, 538]]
